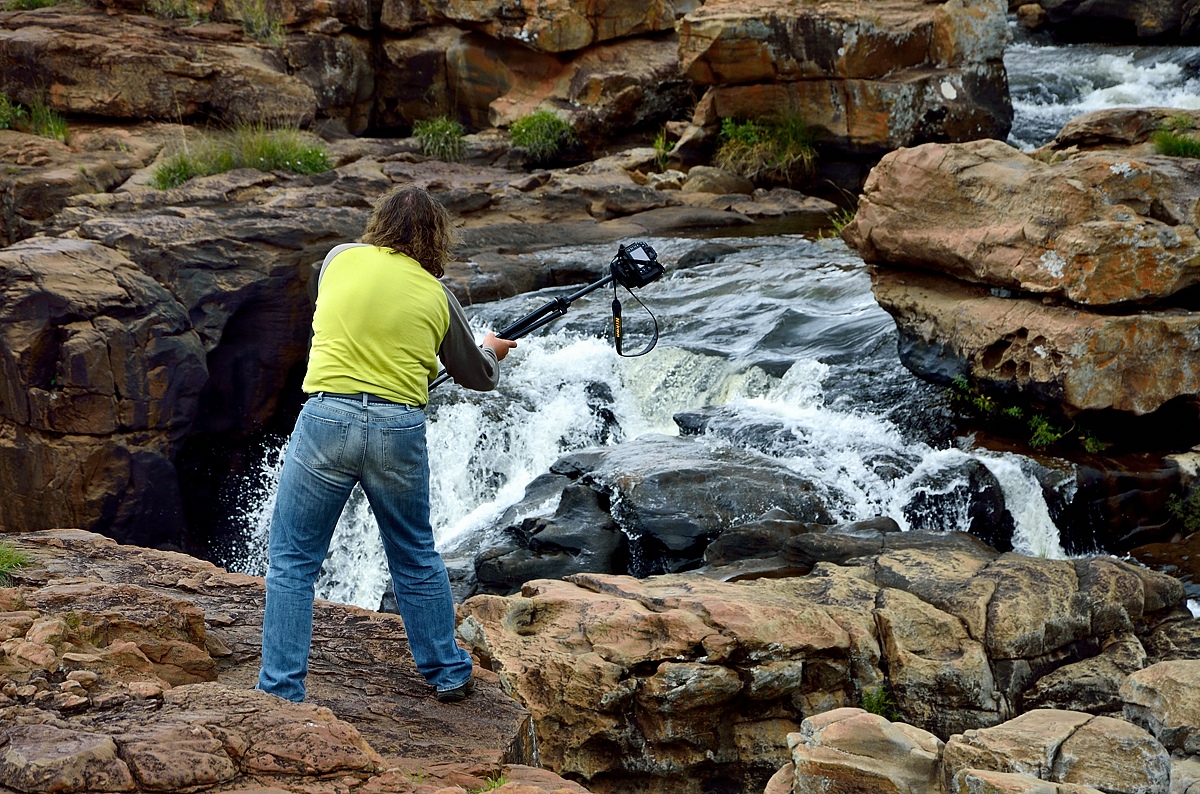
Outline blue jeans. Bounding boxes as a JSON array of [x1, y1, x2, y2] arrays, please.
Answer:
[[257, 393, 473, 702]]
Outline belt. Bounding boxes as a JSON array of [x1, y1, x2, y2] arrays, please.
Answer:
[[316, 391, 412, 407]]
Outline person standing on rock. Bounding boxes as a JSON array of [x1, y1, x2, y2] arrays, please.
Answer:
[[256, 183, 516, 704]]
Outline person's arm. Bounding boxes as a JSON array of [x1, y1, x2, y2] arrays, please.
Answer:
[[438, 286, 515, 391]]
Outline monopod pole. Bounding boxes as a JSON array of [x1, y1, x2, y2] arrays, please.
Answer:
[[429, 272, 616, 391]]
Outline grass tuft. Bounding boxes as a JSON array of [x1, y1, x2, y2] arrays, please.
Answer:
[[144, 0, 205, 21], [715, 114, 816, 185], [151, 123, 331, 190], [413, 116, 466, 162], [0, 541, 30, 586], [509, 110, 574, 163], [228, 0, 285, 46], [29, 98, 68, 143], [1153, 129, 1200, 159], [860, 686, 899, 721]]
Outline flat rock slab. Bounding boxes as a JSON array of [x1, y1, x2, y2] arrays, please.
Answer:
[[0, 529, 533, 792]]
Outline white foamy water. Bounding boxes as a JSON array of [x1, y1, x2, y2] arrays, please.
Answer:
[[224, 236, 1074, 609], [1005, 28, 1200, 149]]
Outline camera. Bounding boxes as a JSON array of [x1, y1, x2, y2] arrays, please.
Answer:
[[610, 242, 664, 290]]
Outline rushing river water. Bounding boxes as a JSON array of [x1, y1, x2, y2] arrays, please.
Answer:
[[214, 21, 1200, 613], [1005, 20, 1200, 149], [221, 235, 1073, 609]]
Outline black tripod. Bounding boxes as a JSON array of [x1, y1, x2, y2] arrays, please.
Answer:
[[430, 242, 663, 391]]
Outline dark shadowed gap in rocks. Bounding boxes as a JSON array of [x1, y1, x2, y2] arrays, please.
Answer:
[[206, 227, 1183, 611]]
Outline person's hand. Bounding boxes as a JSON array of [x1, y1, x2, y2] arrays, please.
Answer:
[[482, 332, 517, 361]]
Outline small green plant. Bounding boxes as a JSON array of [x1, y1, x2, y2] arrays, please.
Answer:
[[0, 541, 30, 586], [947, 375, 1105, 452], [1153, 129, 1200, 159], [144, 0, 204, 21], [28, 98, 67, 143], [150, 123, 331, 189], [653, 126, 675, 172], [860, 686, 900, 721], [1166, 113, 1197, 132], [468, 773, 509, 793], [412, 116, 466, 162], [2, 0, 63, 8], [509, 110, 574, 163], [0, 94, 27, 130], [1167, 486, 1200, 535], [229, 0, 285, 46], [715, 114, 816, 184]]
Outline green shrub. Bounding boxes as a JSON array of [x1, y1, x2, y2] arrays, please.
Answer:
[[1167, 487, 1200, 535], [860, 686, 899, 721], [144, 0, 204, 21], [653, 126, 675, 172], [413, 116, 466, 162], [2, 0, 63, 8], [715, 114, 816, 184], [0, 541, 29, 586], [947, 374, 1106, 452], [229, 0, 285, 45], [509, 110, 574, 162], [1153, 129, 1200, 159], [151, 124, 331, 189], [0, 94, 27, 130]]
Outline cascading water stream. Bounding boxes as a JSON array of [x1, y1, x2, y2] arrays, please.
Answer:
[[222, 235, 1073, 610], [1005, 19, 1200, 149]]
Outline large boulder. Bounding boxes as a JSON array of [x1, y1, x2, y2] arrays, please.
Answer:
[[0, 10, 317, 126], [1120, 659, 1200, 755], [942, 710, 1170, 794], [458, 547, 1193, 793], [845, 140, 1200, 306], [869, 266, 1200, 417], [677, 0, 1013, 157], [1031, 0, 1200, 41], [434, 0, 687, 53], [0, 237, 206, 543]]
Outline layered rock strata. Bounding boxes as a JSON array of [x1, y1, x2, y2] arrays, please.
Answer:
[[843, 123, 1200, 422], [457, 540, 1197, 793], [676, 0, 1013, 158], [0, 528, 546, 794]]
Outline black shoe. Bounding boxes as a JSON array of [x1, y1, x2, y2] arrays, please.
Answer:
[[436, 679, 473, 703]]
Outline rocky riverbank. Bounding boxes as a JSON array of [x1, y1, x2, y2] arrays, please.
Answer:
[[3, 528, 1198, 794]]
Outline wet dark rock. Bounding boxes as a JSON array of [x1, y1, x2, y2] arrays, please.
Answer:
[[676, 242, 741, 269], [902, 458, 1016, 551]]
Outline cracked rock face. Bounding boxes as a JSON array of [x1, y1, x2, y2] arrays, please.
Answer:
[[456, 543, 1195, 794], [842, 128, 1200, 421]]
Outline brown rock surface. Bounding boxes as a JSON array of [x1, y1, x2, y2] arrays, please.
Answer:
[[0, 529, 556, 794], [457, 547, 1193, 792], [678, 0, 1013, 156], [942, 710, 1169, 794], [1120, 659, 1200, 755], [0, 10, 317, 126], [846, 139, 1200, 306], [434, 0, 684, 53], [869, 266, 1200, 416]]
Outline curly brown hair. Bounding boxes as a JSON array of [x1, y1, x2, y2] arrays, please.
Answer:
[[361, 183, 457, 278]]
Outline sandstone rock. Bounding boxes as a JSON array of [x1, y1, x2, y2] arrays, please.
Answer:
[[1037, 0, 1199, 41], [1022, 632, 1146, 713], [0, 10, 316, 126], [942, 710, 1168, 794], [680, 0, 1012, 156], [952, 768, 1103, 793], [790, 708, 944, 794], [1051, 715, 1170, 793], [846, 140, 1200, 306], [869, 266, 1200, 416], [1017, 3, 1048, 29], [435, 0, 685, 53], [1045, 108, 1200, 153], [0, 236, 206, 541], [0, 723, 136, 794], [1120, 659, 1200, 755], [681, 165, 755, 195]]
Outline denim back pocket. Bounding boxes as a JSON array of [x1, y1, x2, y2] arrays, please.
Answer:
[[294, 412, 351, 470], [381, 421, 426, 476]]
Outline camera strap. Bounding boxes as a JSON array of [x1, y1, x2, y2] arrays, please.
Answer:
[[612, 280, 659, 357]]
